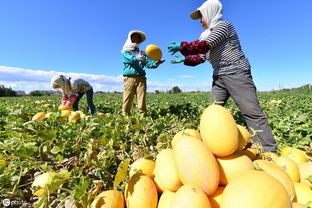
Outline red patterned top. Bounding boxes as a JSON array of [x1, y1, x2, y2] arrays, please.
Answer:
[[180, 40, 210, 66]]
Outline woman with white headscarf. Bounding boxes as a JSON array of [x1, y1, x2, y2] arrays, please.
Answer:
[[51, 75, 95, 115], [121, 30, 165, 116], [167, 0, 277, 153]]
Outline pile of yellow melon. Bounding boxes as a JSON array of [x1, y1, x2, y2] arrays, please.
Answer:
[[31, 105, 106, 122], [91, 104, 312, 208]]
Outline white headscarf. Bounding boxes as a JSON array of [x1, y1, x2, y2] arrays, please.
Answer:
[[121, 30, 146, 52], [51, 74, 71, 94], [198, 0, 224, 40]]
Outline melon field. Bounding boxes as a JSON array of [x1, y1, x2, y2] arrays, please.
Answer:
[[0, 91, 311, 207]]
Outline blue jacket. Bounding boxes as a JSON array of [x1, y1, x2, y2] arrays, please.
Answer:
[[121, 50, 159, 76]]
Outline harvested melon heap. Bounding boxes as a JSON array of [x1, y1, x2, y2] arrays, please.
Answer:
[[89, 104, 312, 208], [31, 103, 312, 207]]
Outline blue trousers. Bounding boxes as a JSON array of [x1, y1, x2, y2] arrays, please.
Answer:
[[73, 88, 95, 115]]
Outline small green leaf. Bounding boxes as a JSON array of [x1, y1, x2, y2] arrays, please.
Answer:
[[74, 180, 92, 200], [50, 145, 62, 154]]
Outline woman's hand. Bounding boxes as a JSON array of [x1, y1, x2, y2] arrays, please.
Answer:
[[168, 42, 181, 55], [171, 56, 185, 64]]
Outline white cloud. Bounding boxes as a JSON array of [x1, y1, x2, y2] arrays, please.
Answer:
[[0, 65, 123, 92], [0, 65, 211, 93]]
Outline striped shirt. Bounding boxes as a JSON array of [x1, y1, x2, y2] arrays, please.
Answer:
[[180, 21, 251, 75]]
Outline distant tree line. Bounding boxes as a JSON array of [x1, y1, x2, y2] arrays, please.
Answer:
[[1, 84, 311, 97], [29, 90, 53, 96], [0, 85, 17, 97]]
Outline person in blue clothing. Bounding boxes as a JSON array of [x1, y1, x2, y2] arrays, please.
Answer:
[[121, 30, 164, 116]]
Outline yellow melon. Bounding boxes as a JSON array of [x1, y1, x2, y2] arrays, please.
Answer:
[[32, 112, 46, 121], [171, 129, 201, 147], [129, 158, 155, 178], [217, 152, 255, 185], [292, 202, 305, 208], [43, 104, 50, 108], [173, 137, 219, 195], [275, 156, 300, 182], [293, 182, 312, 207], [32, 172, 67, 197], [68, 112, 81, 122], [242, 147, 259, 161], [153, 149, 181, 192], [208, 186, 225, 208], [221, 170, 292, 208], [297, 162, 312, 187], [145, 44, 162, 61], [200, 104, 239, 156], [125, 173, 158, 208], [157, 190, 175, 208], [253, 159, 296, 200], [281, 147, 309, 163], [77, 111, 87, 119], [58, 105, 72, 111], [61, 110, 71, 117], [91, 190, 125, 208], [236, 124, 251, 151], [97, 112, 106, 118], [171, 185, 212, 208], [32, 170, 69, 197]]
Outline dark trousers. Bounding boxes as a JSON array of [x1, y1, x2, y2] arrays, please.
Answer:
[[73, 88, 95, 115], [210, 70, 277, 153]]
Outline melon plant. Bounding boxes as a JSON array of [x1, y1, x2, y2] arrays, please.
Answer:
[[261, 152, 279, 161]]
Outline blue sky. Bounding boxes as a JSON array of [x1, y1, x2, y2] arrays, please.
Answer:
[[0, 0, 311, 92]]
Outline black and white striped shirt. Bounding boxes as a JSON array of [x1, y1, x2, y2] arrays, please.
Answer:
[[202, 21, 251, 75]]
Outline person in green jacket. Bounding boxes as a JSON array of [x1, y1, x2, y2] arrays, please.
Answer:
[[121, 30, 164, 116]]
